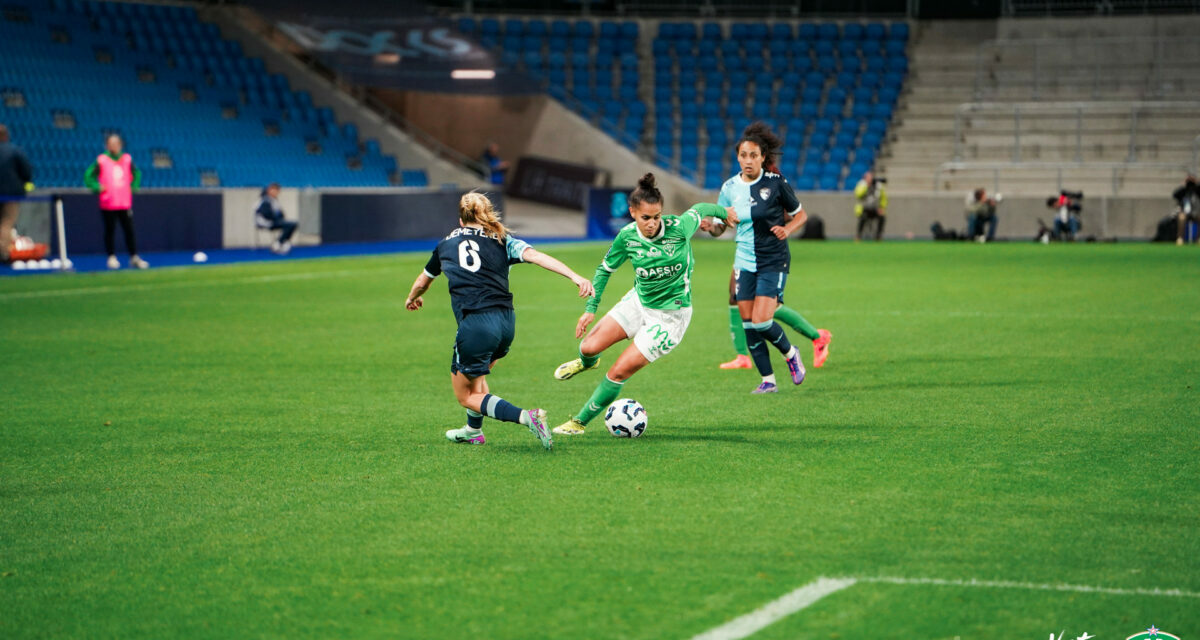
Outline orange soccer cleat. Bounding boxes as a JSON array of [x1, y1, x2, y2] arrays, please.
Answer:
[[719, 354, 753, 369], [813, 329, 832, 368]]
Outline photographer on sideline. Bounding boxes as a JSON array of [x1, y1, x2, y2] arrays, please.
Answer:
[[1172, 174, 1199, 245], [966, 188, 999, 243], [854, 170, 887, 242], [1046, 190, 1083, 241]]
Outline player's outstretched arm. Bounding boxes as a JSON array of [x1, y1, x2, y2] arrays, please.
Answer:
[[521, 248, 595, 298], [405, 272, 434, 311]]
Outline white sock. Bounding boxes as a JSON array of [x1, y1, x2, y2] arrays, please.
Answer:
[[786, 346, 798, 359], [518, 410, 531, 426], [463, 426, 482, 434], [763, 374, 777, 385]]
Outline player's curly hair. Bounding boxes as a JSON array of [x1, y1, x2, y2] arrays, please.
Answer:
[[459, 191, 509, 242], [737, 122, 783, 171], [629, 172, 663, 208]]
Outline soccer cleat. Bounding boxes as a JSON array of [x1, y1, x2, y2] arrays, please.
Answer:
[[785, 348, 806, 385], [751, 382, 778, 394], [445, 426, 486, 445], [813, 329, 832, 368], [552, 418, 586, 435], [106, 255, 120, 269], [525, 408, 553, 450], [129, 256, 149, 269], [719, 354, 753, 369], [554, 358, 597, 380]]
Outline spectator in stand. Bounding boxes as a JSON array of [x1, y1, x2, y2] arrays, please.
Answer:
[[965, 188, 999, 243], [1172, 174, 1199, 245], [0, 124, 33, 262], [853, 170, 887, 241], [85, 134, 147, 269], [255, 183, 298, 255], [1046, 190, 1083, 242], [480, 142, 509, 186]]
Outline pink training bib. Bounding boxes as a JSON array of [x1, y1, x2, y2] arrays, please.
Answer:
[[97, 153, 133, 211]]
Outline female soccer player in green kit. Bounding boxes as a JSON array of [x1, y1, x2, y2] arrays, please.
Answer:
[[551, 173, 731, 435]]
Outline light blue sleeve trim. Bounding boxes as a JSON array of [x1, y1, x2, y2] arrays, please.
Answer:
[[505, 235, 531, 262]]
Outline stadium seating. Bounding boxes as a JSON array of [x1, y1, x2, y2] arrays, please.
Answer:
[[456, 17, 908, 191], [0, 0, 413, 188]]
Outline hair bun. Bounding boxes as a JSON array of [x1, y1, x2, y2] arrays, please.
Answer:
[[638, 173, 657, 190]]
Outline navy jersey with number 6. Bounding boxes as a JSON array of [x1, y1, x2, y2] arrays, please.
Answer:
[[423, 227, 531, 322], [718, 170, 802, 273]]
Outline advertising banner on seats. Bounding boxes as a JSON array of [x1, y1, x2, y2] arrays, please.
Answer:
[[273, 15, 540, 94], [507, 156, 600, 211]]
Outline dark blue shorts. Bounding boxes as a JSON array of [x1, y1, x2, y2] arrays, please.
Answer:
[[451, 309, 516, 378], [735, 268, 788, 302]]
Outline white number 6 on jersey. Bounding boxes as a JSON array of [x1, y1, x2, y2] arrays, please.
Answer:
[[458, 239, 481, 272]]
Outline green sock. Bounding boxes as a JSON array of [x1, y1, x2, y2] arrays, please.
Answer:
[[774, 305, 820, 341], [580, 348, 600, 369], [575, 375, 625, 425], [729, 305, 749, 356]]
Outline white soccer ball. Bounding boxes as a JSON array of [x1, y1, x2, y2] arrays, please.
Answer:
[[37, 259, 50, 269], [12, 260, 26, 270], [193, 251, 208, 263], [62, 259, 73, 270], [50, 259, 62, 269], [604, 398, 647, 438]]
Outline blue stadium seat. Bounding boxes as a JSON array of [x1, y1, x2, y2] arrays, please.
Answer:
[[600, 21, 619, 39], [817, 23, 839, 41], [889, 23, 909, 41], [573, 21, 594, 38], [798, 23, 817, 41], [621, 21, 638, 39], [550, 20, 570, 38], [843, 23, 864, 40], [865, 23, 886, 40], [818, 175, 839, 190], [702, 22, 722, 39]]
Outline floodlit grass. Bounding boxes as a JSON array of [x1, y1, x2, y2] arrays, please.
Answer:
[[1, 241, 1197, 639]]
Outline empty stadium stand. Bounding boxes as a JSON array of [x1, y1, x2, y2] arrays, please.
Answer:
[[0, 0, 419, 188], [454, 16, 910, 191]]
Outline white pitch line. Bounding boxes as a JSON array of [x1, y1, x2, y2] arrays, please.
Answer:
[[690, 576, 857, 640], [0, 268, 375, 301], [854, 575, 1200, 599], [691, 575, 1200, 640]]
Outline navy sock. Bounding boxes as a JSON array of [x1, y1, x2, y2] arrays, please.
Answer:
[[481, 393, 524, 424], [466, 409, 483, 430], [760, 321, 794, 355], [743, 322, 774, 376]]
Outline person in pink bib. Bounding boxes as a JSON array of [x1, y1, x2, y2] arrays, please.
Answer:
[[84, 134, 147, 269]]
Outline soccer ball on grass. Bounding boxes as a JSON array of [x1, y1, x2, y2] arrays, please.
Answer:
[[604, 398, 647, 438]]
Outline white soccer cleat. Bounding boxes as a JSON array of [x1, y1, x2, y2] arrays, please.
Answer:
[[106, 255, 120, 269], [129, 256, 149, 269]]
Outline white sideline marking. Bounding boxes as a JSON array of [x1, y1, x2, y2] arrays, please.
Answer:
[[856, 575, 1200, 599], [0, 269, 371, 301], [689, 576, 857, 640], [692, 575, 1200, 640]]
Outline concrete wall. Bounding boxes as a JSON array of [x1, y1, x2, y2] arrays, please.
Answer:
[[793, 191, 1176, 240], [221, 188, 302, 248], [374, 90, 548, 165]]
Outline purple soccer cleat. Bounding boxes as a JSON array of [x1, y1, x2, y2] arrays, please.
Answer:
[[785, 348, 807, 385], [751, 382, 778, 394]]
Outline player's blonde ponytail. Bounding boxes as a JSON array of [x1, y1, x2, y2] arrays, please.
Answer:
[[459, 192, 509, 243]]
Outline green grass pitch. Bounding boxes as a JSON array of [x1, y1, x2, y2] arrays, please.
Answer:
[[1, 241, 1197, 639]]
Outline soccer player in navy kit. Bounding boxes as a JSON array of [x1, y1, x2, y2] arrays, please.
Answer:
[[711, 123, 811, 393], [405, 193, 594, 449]]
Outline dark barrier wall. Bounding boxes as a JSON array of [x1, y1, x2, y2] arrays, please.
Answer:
[[321, 191, 500, 243], [54, 193, 223, 254], [508, 156, 599, 210]]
